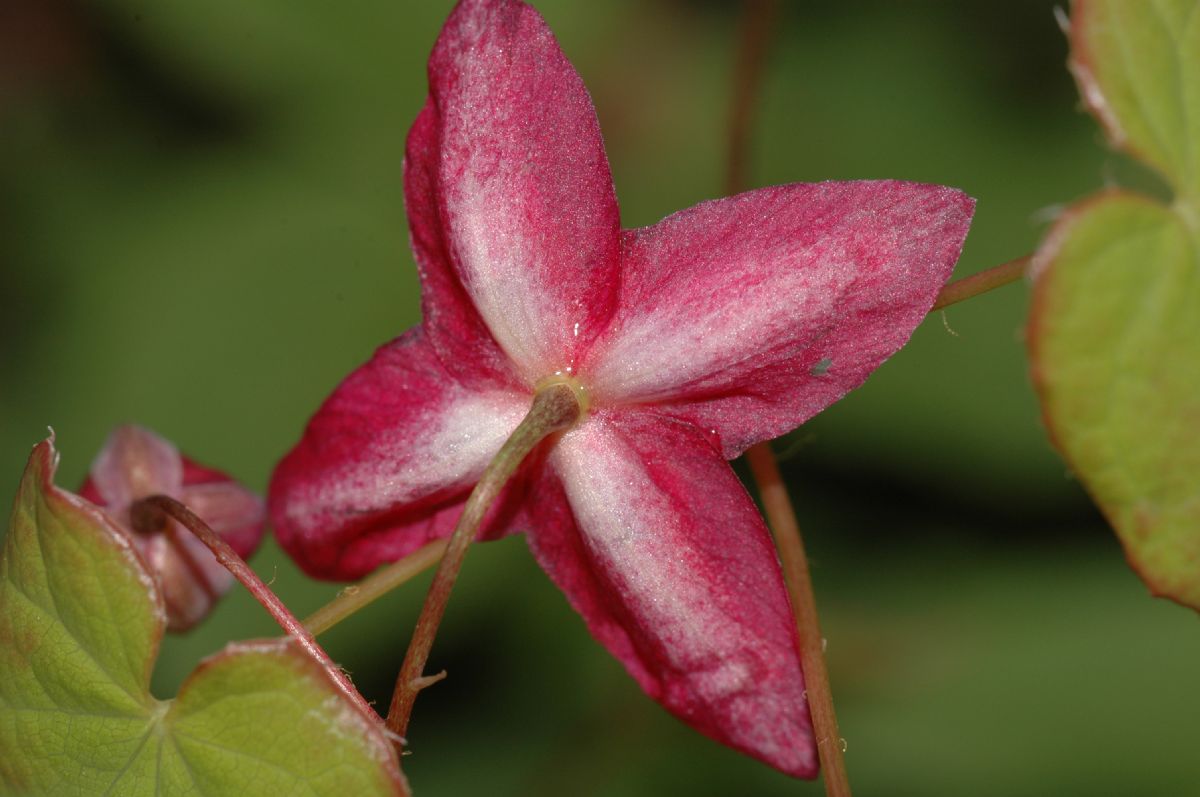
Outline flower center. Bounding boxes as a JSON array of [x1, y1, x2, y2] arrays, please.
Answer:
[[534, 371, 590, 422], [129, 498, 170, 536]]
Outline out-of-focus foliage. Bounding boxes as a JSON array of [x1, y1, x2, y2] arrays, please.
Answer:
[[1030, 0, 1200, 610], [1, 1, 1197, 794], [0, 439, 405, 796]]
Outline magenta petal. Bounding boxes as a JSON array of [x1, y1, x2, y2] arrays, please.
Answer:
[[268, 328, 529, 579], [584, 181, 974, 457], [417, 0, 621, 384], [528, 408, 816, 778], [405, 99, 521, 390]]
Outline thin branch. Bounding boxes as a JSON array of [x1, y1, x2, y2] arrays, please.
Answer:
[[931, 255, 1030, 312], [131, 495, 378, 722], [384, 383, 583, 745], [724, 0, 853, 792], [304, 539, 448, 637], [724, 0, 780, 197], [744, 446, 851, 796]]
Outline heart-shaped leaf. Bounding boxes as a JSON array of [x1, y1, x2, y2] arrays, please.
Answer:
[[1065, 0, 1200, 196], [1029, 0, 1200, 609], [0, 437, 407, 796]]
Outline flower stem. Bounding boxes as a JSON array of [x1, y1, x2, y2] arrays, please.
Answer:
[[725, 0, 780, 197], [724, 0, 852, 792], [130, 495, 376, 721], [724, 0, 1022, 788], [304, 539, 448, 637], [930, 255, 1030, 312], [744, 445, 851, 796], [738, 257, 1027, 793], [384, 382, 583, 745]]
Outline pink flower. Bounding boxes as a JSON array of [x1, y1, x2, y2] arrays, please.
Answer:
[[269, 0, 972, 777], [80, 425, 266, 632]]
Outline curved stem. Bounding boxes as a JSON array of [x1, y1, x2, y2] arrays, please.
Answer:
[[304, 539, 448, 637], [725, 0, 780, 196], [162, 523, 223, 612], [130, 495, 376, 721], [384, 383, 582, 745], [724, 0, 852, 792], [931, 255, 1030, 312], [744, 445, 851, 796], [724, 1, 1022, 788]]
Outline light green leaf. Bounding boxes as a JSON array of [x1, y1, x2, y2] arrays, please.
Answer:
[[1069, 0, 1200, 194], [0, 438, 407, 796], [1030, 0, 1200, 610], [1031, 193, 1200, 607]]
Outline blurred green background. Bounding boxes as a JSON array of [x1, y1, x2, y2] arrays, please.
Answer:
[[2, 0, 1197, 794]]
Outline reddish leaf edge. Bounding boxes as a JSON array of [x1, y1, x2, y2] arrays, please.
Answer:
[[1065, 1, 1132, 164], [14, 435, 409, 793], [24, 433, 168, 649], [1028, 190, 1198, 611], [1048, 0, 1200, 610], [173, 638, 408, 794]]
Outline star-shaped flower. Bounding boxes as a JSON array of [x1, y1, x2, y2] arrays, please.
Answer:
[[269, 0, 973, 777], [80, 425, 266, 632]]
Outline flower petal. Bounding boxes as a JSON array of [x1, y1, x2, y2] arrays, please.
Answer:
[[584, 181, 974, 457], [405, 99, 521, 389], [88, 425, 183, 508], [78, 428, 267, 632], [146, 529, 236, 633], [80, 450, 266, 561], [528, 408, 816, 778], [416, 0, 621, 384], [180, 481, 265, 559], [268, 328, 529, 579], [154, 481, 266, 632]]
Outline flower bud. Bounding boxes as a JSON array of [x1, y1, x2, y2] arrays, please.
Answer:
[[79, 425, 265, 631]]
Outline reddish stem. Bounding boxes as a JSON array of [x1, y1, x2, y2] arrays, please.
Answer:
[[131, 495, 376, 722], [745, 446, 851, 795], [724, 0, 1025, 789], [725, 0, 852, 793], [931, 255, 1030, 312], [725, 0, 780, 197], [163, 523, 223, 605], [384, 382, 583, 746]]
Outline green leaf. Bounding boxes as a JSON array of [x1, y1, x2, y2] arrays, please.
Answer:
[[1030, 0, 1200, 610], [0, 438, 407, 796], [1068, 0, 1200, 194]]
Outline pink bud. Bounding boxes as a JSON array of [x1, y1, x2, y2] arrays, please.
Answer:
[[79, 425, 265, 632]]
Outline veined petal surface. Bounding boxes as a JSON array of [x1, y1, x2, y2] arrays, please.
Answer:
[[414, 0, 621, 385], [269, 328, 528, 579], [528, 408, 816, 778], [405, 100, 520, 389], [584, 181, 974, 457]]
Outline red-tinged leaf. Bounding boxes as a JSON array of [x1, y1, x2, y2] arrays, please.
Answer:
[[1029, 0, 1200, 610], [0, 437, 407, 796]]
